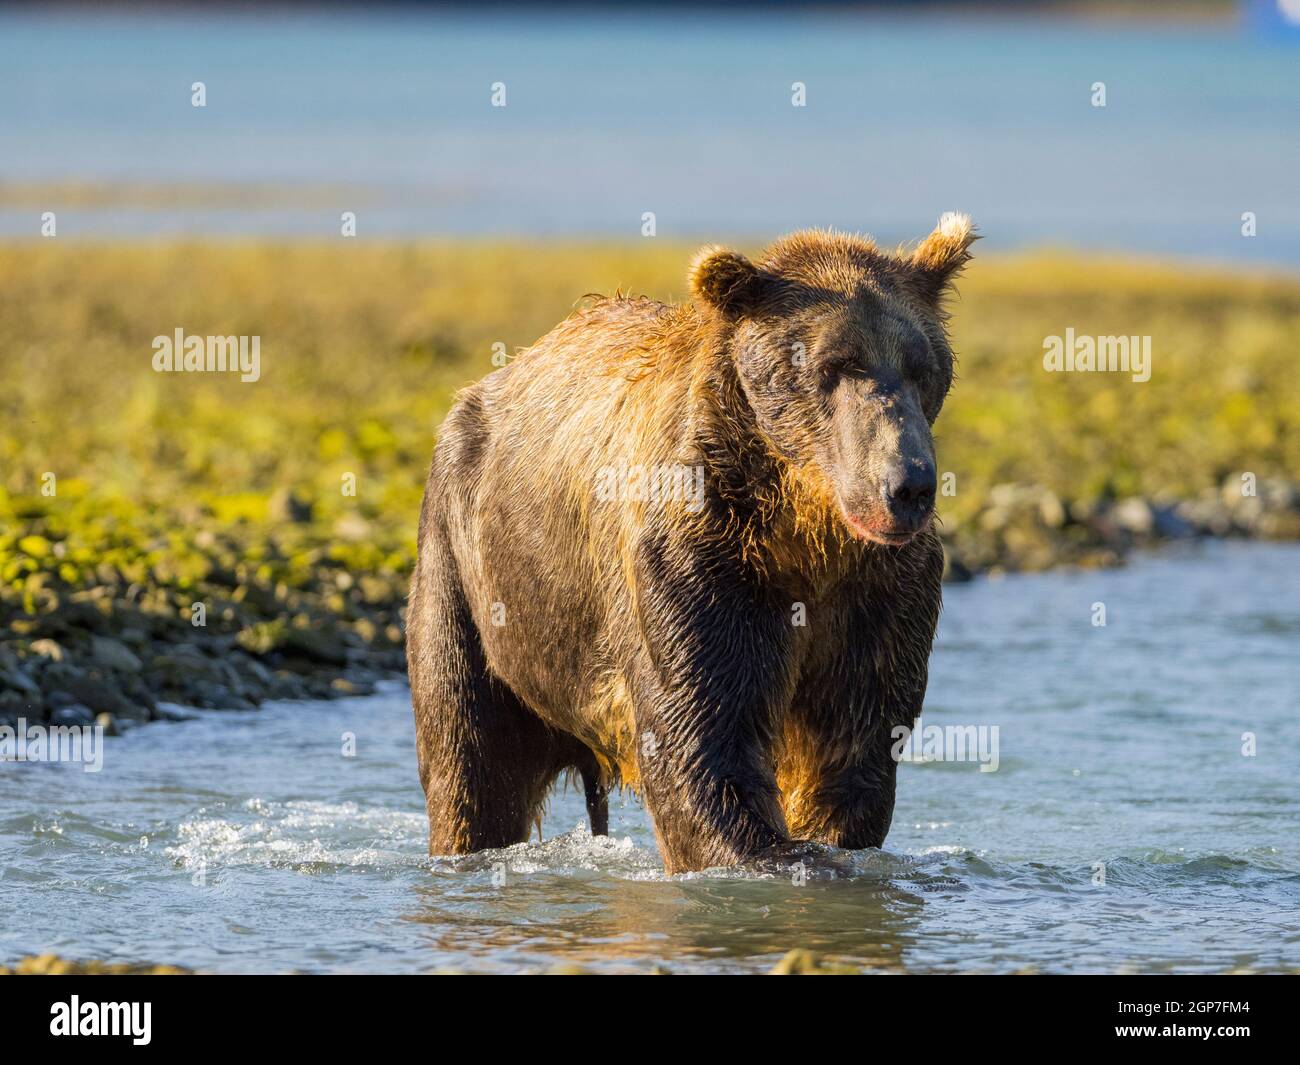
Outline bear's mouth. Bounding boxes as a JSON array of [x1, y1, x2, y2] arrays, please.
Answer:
[[840, 510, 925, 547]]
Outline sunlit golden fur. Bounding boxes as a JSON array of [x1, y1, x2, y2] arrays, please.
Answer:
[[409, 218, 975, 870]]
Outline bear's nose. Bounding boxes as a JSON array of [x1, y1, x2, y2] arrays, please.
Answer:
[[881, 463, 936, 514]]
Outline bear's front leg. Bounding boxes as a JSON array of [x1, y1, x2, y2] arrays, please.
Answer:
[[779, 535, 944, 850], [629, 528, 796, 874], [778, 721, 905, 849]]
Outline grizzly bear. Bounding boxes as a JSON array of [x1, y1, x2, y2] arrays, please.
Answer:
[[408, 215, 976, 874]]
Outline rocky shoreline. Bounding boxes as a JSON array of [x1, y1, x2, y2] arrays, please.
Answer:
[[940, 474, 1300, 581], [2, 475, 1298, 732], [0, 509, 407, 733], [1, 954, 190, 976]]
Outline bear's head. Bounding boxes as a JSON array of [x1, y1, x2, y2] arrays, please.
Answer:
[[689, 215, 976, 546]]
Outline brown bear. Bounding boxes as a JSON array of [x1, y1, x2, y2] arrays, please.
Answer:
[[407, 215, 976, 874]]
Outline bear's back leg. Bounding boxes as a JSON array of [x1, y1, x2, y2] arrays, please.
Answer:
[[576, 747, 609, 836], [408, 513, 574, 854]]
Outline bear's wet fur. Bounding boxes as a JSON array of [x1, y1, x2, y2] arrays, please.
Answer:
[[408, 216, 977, 873]]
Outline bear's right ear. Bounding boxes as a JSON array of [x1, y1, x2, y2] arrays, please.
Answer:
[[689, 245, 766, 316]]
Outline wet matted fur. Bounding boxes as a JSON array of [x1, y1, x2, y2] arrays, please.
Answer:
[[407, 215, 977, 873]]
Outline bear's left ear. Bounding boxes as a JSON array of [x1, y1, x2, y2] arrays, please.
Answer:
[[908, 212, 978, 305], [689, 245, 766, 316]]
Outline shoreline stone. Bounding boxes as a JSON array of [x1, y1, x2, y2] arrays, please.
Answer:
[[1, 953, 191, 976], [940, 474, 1300, 583]]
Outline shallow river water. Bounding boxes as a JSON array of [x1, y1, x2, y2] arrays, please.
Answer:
[[3, 541, 1297, 973]]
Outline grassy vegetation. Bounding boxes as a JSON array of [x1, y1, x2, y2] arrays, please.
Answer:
[[0, 240, 1297, 716], [940, 254, 1299, 513]]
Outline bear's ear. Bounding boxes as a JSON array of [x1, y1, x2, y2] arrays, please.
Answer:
[[689, 245, 766, 316], [908, 212, 978, 305]]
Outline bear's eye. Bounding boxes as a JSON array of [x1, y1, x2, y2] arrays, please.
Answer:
[[817, 355, 864, 387], [906, 353, 938, 384], [899, 328, 936, 379]]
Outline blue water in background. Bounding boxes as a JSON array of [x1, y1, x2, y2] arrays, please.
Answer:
[[1, 7, 1297, 263]]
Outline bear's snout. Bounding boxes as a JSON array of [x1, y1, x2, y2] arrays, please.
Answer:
[[880, 460, 936, 521], [836, 460, 936, 546]]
